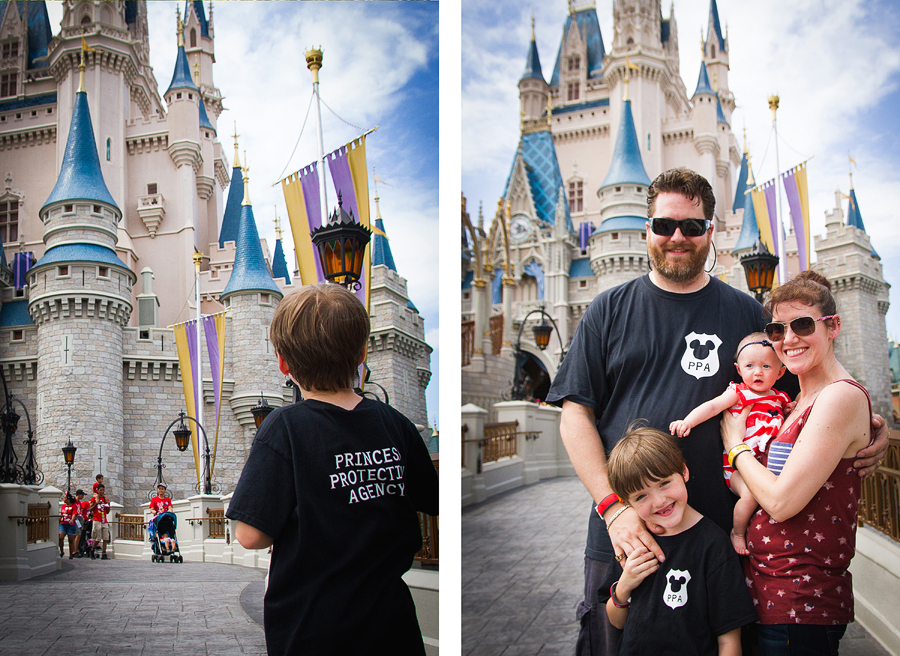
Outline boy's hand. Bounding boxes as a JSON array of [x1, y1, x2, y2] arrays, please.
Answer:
[[617, 546, 659, 599], [669, 420, 691, 437]]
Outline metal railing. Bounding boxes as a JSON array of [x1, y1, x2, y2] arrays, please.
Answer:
[[858, 433, 900, 542], [482, 421, 519, 463], [207, 508, 225, 539], [462, 320, 474, 367], [116, 514, 145, 542], [414, 456, 439, 567], [489, 314, 504, 356]]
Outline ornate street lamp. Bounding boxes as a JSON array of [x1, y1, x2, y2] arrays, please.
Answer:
[[310, 191, 372, 290], [251, 393, 274, 429], [62, 440, 77, 493], [153, 410, 212, 499], [532, 318, 553, 351], [740, 239, 780, 303], [511, 305, 566, 401], [0, 367, 40, 485]]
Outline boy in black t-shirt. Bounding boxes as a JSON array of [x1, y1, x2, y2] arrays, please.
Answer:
[[603, 426, 756, 656], [227, 284, 439, 656]]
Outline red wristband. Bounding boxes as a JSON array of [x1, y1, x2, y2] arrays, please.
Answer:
[[610, 582, 630, 608], [596, 493, 620, 519]]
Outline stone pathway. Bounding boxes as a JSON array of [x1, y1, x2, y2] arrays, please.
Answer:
[[0, 558, 267, 656], [462, 476, 894, 656]]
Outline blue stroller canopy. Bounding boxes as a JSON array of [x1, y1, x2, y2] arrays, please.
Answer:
[[149, 511, 177, 539]]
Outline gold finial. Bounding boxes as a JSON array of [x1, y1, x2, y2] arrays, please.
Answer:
[[712, 71, 718, 92], [767, 94, 779, 120], [193, 54, 200, 86], [305, 47, 323, 84], [848, 153, 856, 189], [742, 124, 748, 154], [241, 150, 251, 206], [624, 58, 639, 102], [232, 122, 240, 168], [78, 43, 86, 93], [176, 7, 184, 48], [700, 29, 705, 56], [531, 11, 536, 41], [274, 207, 282, 240]]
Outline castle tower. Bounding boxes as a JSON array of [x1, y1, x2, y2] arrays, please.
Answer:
[[703, 0, 731, 117], [592, 92, 651, 291], [26, 65, 136, 491], [690, 61, 720, 220], [815, 187, 892, 419], [550, 3, 605, 109], [221, 162, 283, 450], [519, 20, 549, 130], [183, 1, 220, 117], [271, 212, 292, 284], [368, 196, 431, 426], [219, 130, 244, 248]]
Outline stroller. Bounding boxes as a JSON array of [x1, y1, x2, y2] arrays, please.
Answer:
[[77, 517, 98, 559], [149, 511, 183, 563]]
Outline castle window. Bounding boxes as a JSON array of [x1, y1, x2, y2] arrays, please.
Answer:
[[176, 92, 182, 100], [641, 232, 646, 240], [611, 232, 619, 240], [0, 200, 18, 243], [31, 110, 36, 117], [463, 291, 470, 301], [188, 93, 193, 100], [147, 183, 158, 195], [98, 266, 109, 278], [627, 37, 634, 46], [58, 265, 69, 277], [568, 56, 580, 72], [1, 73, 17, 98], [64, 204, 73, 213], [81, 15, 91, 25], [11, 329, 23, 342], [93, 205, 101, 214], [1, 42, 19, 59], [106, 138, 111, 161], [568, 180, 583, 213], [579, 280, 588, 289], [47, 108, 53, 114], [191, 29, 197, 48], [615, 186, 621, 193], [647, 134, 651, 150], [636, 186, 642, 193], [567, 82, 580, 101], [711, 44, 716, 59], [260, 293, 271, 305], [205, 131, 210, 138], [139, 330, 150, 341]]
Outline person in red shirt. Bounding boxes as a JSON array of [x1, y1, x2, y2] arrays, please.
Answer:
[[89, 484, 111, 559], [92, 474, 104, 494], [150, 484, 173, 516], [58, 492, 78, 559], [72, 489, 88, 557]]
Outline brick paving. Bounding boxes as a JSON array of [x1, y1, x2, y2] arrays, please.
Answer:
[[0, 558, 267, 656], [462, 476, 893, 656]]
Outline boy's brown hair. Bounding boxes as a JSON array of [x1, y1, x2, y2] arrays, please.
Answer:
[[607, 423, 686, 500], [270, 284, 370, 392]]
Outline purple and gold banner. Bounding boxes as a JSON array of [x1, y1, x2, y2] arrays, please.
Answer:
[[750, 179, 779, 257], [282, 162, 325, 285], [781, 162, 810, 271], [202, 312, 227, 476], [173, 320, 201, 483]]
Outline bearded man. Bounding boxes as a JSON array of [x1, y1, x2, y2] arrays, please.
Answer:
[[545, 167, 888, 656]]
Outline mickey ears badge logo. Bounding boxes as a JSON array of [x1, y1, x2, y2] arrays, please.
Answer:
[[663, 569, 692, 610], [680, 332, 722, 380]]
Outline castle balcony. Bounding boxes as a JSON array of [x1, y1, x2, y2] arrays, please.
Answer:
[[137, 193, 165, 238]]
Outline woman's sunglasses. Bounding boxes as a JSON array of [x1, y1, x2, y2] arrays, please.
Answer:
[[764, 315, 837, 342], [648, 217, 711, 238]]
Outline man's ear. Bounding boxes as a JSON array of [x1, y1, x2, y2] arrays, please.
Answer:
[[276, 352, 291, 376]]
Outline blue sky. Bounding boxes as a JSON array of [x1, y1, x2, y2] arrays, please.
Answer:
[[46, 1, 441, 425], [462, 0, 900, 343]]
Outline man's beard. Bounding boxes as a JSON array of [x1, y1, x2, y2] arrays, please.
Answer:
[[648, 238, 711, 283]]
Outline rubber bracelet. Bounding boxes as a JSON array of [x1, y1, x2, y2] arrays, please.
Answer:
[[730, 445, 752, 468], [728, 443, 752, 469], [596, 493, 620, 519], [605, 504, 631, 529], [610, 581, 630, 608]]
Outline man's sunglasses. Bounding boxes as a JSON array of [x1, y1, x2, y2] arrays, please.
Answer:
[[648, 217, 711, 238], [764, 315, 837, 342]]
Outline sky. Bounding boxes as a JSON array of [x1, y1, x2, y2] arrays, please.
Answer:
[[45, 1, 441, 426], [462, 0, 900, 343]]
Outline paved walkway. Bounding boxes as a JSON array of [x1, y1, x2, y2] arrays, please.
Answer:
[[0, 558, 267, 656], [462, 476, 893, 656]]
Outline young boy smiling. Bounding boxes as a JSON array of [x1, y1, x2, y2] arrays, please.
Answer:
[[603, 426, 756, 656]]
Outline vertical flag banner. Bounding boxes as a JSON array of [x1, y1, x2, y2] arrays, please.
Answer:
[[781, 162, 810, 271], [281, 162, 324, 285], [173, 320, 202, 483], [750, 179, 779, 257], [578, 222, 593, 251], [202, 312, 226, 476], [13, 252, 34, 290]]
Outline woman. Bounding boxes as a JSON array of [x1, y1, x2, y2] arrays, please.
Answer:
[[721, 270, 872, 656]]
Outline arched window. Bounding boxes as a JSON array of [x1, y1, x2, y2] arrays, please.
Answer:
[[106, 138, 111, 161], [191, 29, 197, 48], [626, 37, 634, 46], [81, 15, 91, 25], [711, 44, 716, 59]]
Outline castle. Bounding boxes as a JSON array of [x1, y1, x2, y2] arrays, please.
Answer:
[[462, 0, 892, 421], [0, 0, 431, 512]]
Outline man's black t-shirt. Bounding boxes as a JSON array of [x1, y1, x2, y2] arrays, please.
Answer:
[[227, 398, 439, 656], [601, 517, 758, 656], [546, 274, 769, 560]]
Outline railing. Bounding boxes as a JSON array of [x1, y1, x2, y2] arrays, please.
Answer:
[[462, 320, 474, 367], [116, 514, 145, 542], [482, 421, 519, 463], [490, 314, 503, 355], [858, 434, 900, 542], [207, 508, 225, 539], [414, 456, 439, 568], [12, 503, 51, 544]]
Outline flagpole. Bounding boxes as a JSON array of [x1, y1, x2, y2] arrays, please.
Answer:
[[192, 251, 207, 493], [768, 95, 786, 285], [306, 48, 329, 228]]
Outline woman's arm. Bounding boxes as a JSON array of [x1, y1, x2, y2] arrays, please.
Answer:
[[671, 388, 739, 437], [722, 382, 870, 522]]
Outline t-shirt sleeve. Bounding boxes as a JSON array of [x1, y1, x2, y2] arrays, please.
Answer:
[[226, 417, 295, 541], [546, 299, 608, 411], [403, 420, 439, 516], [706, 544, 758, 635]]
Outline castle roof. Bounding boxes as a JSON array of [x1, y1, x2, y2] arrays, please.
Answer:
[[221, 192, 281, 298], [716, 94, 729, 125], [504, 130, 573, 231], [0, 299, 33, 327], [568, 257, 593, 278], [219, 164, 243, 247], [0, 1, 52, 69], [847, 188, 879, 259], [597, 216, 646, 232], [166, 43, 199, 95], [733, 183, 759, 252], [522, 34, 544, 82], [272, 238, 291, 284], [185, 0, 210, 38], [733, 151, 750, 212], [693, 61, 715, 98], [42, 91, 117, 211], [550, 6, 605, 87], [707, 0, 726, 53], [198, 97, 214, 132], [34, 243, 128, 269], [600, 99, 651, 188], [372, 218, 397, 271], [548, 97, 609, 116]]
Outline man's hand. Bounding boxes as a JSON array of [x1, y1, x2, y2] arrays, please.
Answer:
[[854, 413, 890, 478], [608, 504, 665, 563]]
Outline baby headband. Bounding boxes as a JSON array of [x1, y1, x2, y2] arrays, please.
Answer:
[[736, 339, 774, 360]]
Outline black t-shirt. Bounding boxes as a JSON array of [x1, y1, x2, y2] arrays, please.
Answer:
[[226, 398, 439, 656], [546, 274, 769, 560], [601, 517, 758, 656]]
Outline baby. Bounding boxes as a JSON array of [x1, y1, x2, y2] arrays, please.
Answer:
[[670, 332, 790, 554]]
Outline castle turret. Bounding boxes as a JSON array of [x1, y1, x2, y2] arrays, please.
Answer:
[[221, 162, 283, 448], [691, 61, 720, 217], [550, 3, 605, 108], [219, 130, 244, 247], [27, 64, 136, 496], [703, 0, 731, 116], [519, 20, 549, 133], [272, 211, 291, 284]]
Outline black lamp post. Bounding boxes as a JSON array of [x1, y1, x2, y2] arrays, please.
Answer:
[[740, 239, 780, 303], [0, 367, 40, 485], [153, 410, 212, 498], [251, 393, 274, 430], [62, 440, 77, 493], [511, 305, 566, 401], [354, 364, 390, 405], [310, 191, 372, 291]]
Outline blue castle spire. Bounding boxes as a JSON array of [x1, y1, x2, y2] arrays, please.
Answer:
[[372, 218, 397, 272], [733, 150, 750, 212], [600, 99, 651, 188], [693, 61, 715, 98], [707, 0, 727, 53], [198, 97, 214, 132], [221, 170, 280, 297], [165, 15, 199, 96], [272, 237, 291, 284], [42, 90, 117, 210], [550, 7, 605, 86], [522, 29, 544, 82], [219, 144, 243, 247], [185, 0, 210, 38], [847, 187, 879, 259]]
